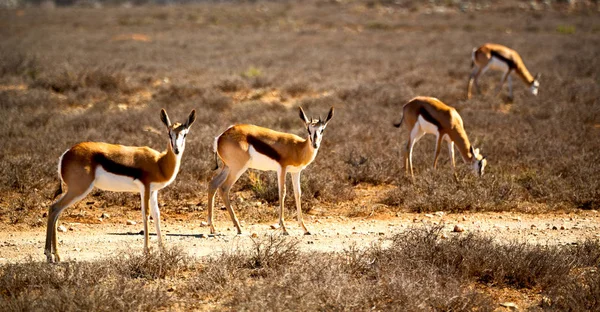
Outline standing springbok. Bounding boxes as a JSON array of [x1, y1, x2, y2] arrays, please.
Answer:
[[45, 109, 196, 263], [208, 107, 334, 236], [394, 96, 486, 178], [467, 43, 540, 100]]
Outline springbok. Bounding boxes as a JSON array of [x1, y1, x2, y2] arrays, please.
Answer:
[[45, 109, 196, 263], [208, 106, 334, 236], [394, 96, 486, 178], [467, 43, 540, 100]]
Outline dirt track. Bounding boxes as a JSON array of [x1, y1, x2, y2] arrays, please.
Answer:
[[2, 210, 598, 264]]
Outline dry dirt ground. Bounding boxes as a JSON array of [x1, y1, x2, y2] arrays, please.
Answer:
[[2, 186, 598, 264]]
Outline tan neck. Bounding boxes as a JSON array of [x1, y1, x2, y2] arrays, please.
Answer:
[[300, 136, 317, 164], [449, 131, 475, 163], [515, 64, 535, 85], [158, 143, 180, 180]]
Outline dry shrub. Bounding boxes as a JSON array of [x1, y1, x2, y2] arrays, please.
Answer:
[[283, 81, 311, 97], [0, 51, 41, 79], [31, 66, 130, 94], [215, 77, 248, 93], [0, 259, 171, 312], [112, 245, 190, 280]]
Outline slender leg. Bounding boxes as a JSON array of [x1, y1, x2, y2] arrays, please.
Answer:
[[149, 191, 163, 249], [508, 75, 513, 100], [277, 167, 289, 235], [45, 185, 93, 263], [467, 66, 482, 99], [219, 165, 246, 235], [140, 186, 151, 253], [495, 70, 510, 97], [447, 141, 456, 170], [207, 166, 229, 234], [432, 133, 444, 169], [407, 124, 426, 180], [290, 172, 310, 235]]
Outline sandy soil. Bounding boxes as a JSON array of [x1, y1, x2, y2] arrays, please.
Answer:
[[1, 209, 598, 264]]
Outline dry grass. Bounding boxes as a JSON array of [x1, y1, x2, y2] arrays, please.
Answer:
[[1, 230, 598, 310], [2, 2, 599, 227]]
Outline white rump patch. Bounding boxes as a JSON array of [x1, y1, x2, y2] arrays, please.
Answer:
[[94, 166, 141, 193]]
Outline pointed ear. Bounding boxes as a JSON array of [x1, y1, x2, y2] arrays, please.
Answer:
[[298, 107, 309, 124], [160, 109, 171, 128], [185, 109, 196, 128], [324, 106, 334, 124]]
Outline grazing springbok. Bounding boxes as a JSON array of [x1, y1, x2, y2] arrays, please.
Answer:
[[45, 109, 196, 263], [467, 43, 540, 100], [208, 107, 334, 236], [394, 96, 486, 179]]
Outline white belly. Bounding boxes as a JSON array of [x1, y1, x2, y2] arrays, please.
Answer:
[[94, 167, 141, 192], [248, 146, 281, 171], [416, 115, 439, 136], [487, 56, 509, 72]]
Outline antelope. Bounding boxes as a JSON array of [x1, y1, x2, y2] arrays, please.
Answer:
[[467, 43, 540, 100], [44, 109, 196, 263], [208, 107, 334, 236], [394, 96, 486, 179]]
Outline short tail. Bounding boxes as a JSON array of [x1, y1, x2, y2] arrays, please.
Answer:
[[393, 114, 404, 128], [52, 182, 63, 199], [212, 135, 220, 171], [212, 151, 219, 170]]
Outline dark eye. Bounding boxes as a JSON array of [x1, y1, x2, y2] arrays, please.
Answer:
[[184, 134, 187, 138]]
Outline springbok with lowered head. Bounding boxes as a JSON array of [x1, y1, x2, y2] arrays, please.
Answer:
[[45, 109, 196, 263], [208, 107, 334, 236], [394, 96, 486, 179], [467, 43, 540, 100]]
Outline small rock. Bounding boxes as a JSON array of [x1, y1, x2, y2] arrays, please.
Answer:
[[57, 225, 67, 233], [270, 224, 280, 229], [425, 214, 434, 218], [560, 225, 565, 230], [126, 220, 136, 225], [68, 226, 75, 231], [453, 224, 465, 233], [435, 211, 444, 217], [42, 212, 48, 218], [378, 232, 385, 236], [73, 248, 81, 252], [101, 213, 110, 219], [167, 286, 176, 292], [86, 201, 95, 205], [254, 201, 262, 207], [552, 226, 558, 230], [441, 233, 449, 239], [500, 302, 518, 310], [200, 221, 208, 227], [461, 216, 468, 221], [531, 224, 537, 229], [251, 233, 258, 238]]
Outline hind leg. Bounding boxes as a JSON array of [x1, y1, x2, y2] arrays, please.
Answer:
[[45, 184, 93, 263], [207, 167, 229, 234], [217, 165, 247, 235]]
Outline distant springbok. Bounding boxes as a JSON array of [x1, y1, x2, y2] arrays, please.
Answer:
[[467, 43, 540, 100], [208, 107, 334, 236], [45, 109, 196, 263], [394, 96, 486, 178]]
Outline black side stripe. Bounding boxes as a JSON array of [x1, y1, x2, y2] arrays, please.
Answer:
[[93, 153, 144, 180], [247, 135, 281, 162], [490, 50, 516, 69], [418, 107, 442, 129]]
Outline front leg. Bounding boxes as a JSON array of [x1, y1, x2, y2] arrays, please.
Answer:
[[495, 70, 510, 97], [291, 172, 310, 235], [277, 167, 289, 235], [149, 191, 163, 249], [140, 186, 150, 253]]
